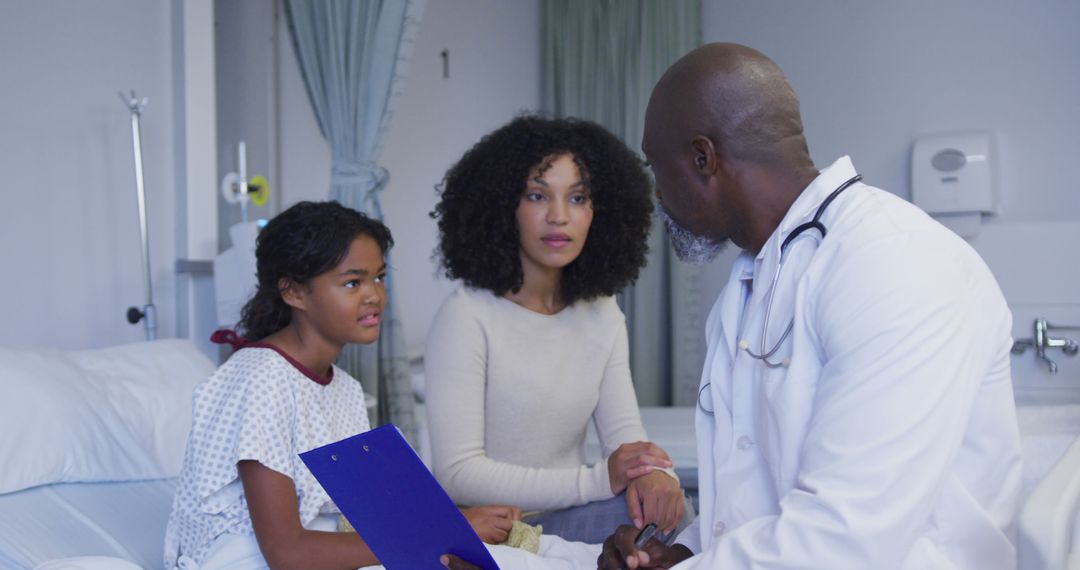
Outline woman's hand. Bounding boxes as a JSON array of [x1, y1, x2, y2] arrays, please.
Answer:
[[607, 442, 674, 495], [461, 504, 522, 543], [626, 470, 684, 533]]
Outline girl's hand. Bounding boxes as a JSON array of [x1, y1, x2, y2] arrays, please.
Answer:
[[626, 470, 684, 534], [607, 442, 674, 495], [461, 504, 522, 543]]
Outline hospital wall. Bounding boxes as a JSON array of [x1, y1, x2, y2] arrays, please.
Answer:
[[0, 0, 539, 355], [5, 1, 1080, 397], [0, 1, 182, 350], [702, 1, 1080, 396]]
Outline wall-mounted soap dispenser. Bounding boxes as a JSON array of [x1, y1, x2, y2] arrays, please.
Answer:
[[911, 131, 997, 238]]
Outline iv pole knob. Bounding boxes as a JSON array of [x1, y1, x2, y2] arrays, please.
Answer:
[[126, 306, 144, 324]]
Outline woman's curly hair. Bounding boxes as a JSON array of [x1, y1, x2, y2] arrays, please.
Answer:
[[238, 201, 393, 341], [431, 115, 654, 305]]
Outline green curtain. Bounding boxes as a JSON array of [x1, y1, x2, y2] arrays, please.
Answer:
[[543, 0, 704, 406], [284, 0, 426, 442]]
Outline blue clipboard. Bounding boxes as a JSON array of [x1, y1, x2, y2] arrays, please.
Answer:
[[299, 424, 500, 570]]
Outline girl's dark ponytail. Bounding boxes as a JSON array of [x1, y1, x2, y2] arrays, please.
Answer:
[[238, 285, 291, 341]]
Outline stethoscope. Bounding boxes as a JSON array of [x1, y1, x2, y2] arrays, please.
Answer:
[[698, 173, 862, 416]]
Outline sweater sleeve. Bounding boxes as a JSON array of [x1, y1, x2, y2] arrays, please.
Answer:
[[425, 291, 613, 511], [591, 306, 680, 487], [591, 306, 648, 457]]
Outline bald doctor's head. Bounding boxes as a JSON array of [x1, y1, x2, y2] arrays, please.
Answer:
[[643, 42, 819, 255]]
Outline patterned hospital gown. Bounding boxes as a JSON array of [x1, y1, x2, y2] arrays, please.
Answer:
[[163, 345, 371, 568]]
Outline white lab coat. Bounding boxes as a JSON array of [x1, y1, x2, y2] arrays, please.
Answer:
[[675, 157, 1023, 569]]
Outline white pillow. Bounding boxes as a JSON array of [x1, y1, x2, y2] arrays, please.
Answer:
[[0, 339, 215, 494]]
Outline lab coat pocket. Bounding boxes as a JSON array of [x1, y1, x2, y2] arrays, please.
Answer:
[[762, 356, 820, 490], [758, 332, 796, 402]]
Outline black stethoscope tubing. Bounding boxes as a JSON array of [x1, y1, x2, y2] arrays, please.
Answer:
[[781, 174, 862, 250]]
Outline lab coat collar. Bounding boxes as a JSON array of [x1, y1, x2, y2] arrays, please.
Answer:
[[734, 252, 755, 282], [754, 156, 858, 262], [719, 253, 756, 361]]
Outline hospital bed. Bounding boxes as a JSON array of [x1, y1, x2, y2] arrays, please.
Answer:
[[1020, 404, 1080, 570], [0, 340, 214, 569], [2, 342, 1079, 569]]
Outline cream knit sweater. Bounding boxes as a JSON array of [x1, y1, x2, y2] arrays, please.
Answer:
[[425, 287, 648, 512]]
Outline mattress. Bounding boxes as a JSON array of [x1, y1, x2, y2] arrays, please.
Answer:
[[0, 478, 176, 569], [1017, 403, 1080, 499]]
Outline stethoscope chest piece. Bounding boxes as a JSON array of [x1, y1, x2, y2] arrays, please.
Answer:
[[739, 338, 790, 367]]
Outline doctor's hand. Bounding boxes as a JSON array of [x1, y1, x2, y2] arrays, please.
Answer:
[[608, 442, 673, 496], [597, 524, 693, 570], [461, 504, 522, 543], [625, 471, 683, 533], [441, 554, 482, 570]]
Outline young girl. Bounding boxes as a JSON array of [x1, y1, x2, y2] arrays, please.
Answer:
[[426, 116, 689, 544], [164, 201, 519, 570]]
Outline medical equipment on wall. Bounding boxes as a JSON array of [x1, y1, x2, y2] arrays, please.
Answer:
[[698, 174, 862, 414], [220, 140, 270, 223], [120, 90, 156, 341], [911, 132, 997, 239], [213, 220, 263, 328]]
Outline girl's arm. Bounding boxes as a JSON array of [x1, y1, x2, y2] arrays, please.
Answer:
[[239, 460, 379, 570]]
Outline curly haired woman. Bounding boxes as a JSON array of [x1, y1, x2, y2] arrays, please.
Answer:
[[425, 115, 689, 544]]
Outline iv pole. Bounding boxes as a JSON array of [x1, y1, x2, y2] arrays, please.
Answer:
[[120, 90, 157, 341]]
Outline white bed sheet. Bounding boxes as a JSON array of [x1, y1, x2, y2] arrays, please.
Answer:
[[0, 478, 176, 569], [4, 404, 1075, 570], [1016, 403, 1080, 570], [1017, 403, 1080, 498]]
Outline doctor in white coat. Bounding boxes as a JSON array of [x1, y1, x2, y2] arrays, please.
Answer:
[[599, 43, 1023, 569]]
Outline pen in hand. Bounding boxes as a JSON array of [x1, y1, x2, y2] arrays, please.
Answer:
[[635, 523, 658, 548], [635, 522, 677, 549]]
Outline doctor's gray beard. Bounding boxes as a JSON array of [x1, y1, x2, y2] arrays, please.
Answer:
[[657, 205, 726, 264]]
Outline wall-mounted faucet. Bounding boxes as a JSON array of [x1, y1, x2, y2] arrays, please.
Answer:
[[1012, 318, 1080, 374]]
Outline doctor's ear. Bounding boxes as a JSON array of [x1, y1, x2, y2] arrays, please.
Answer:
[[690, 135, 718, 175]]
